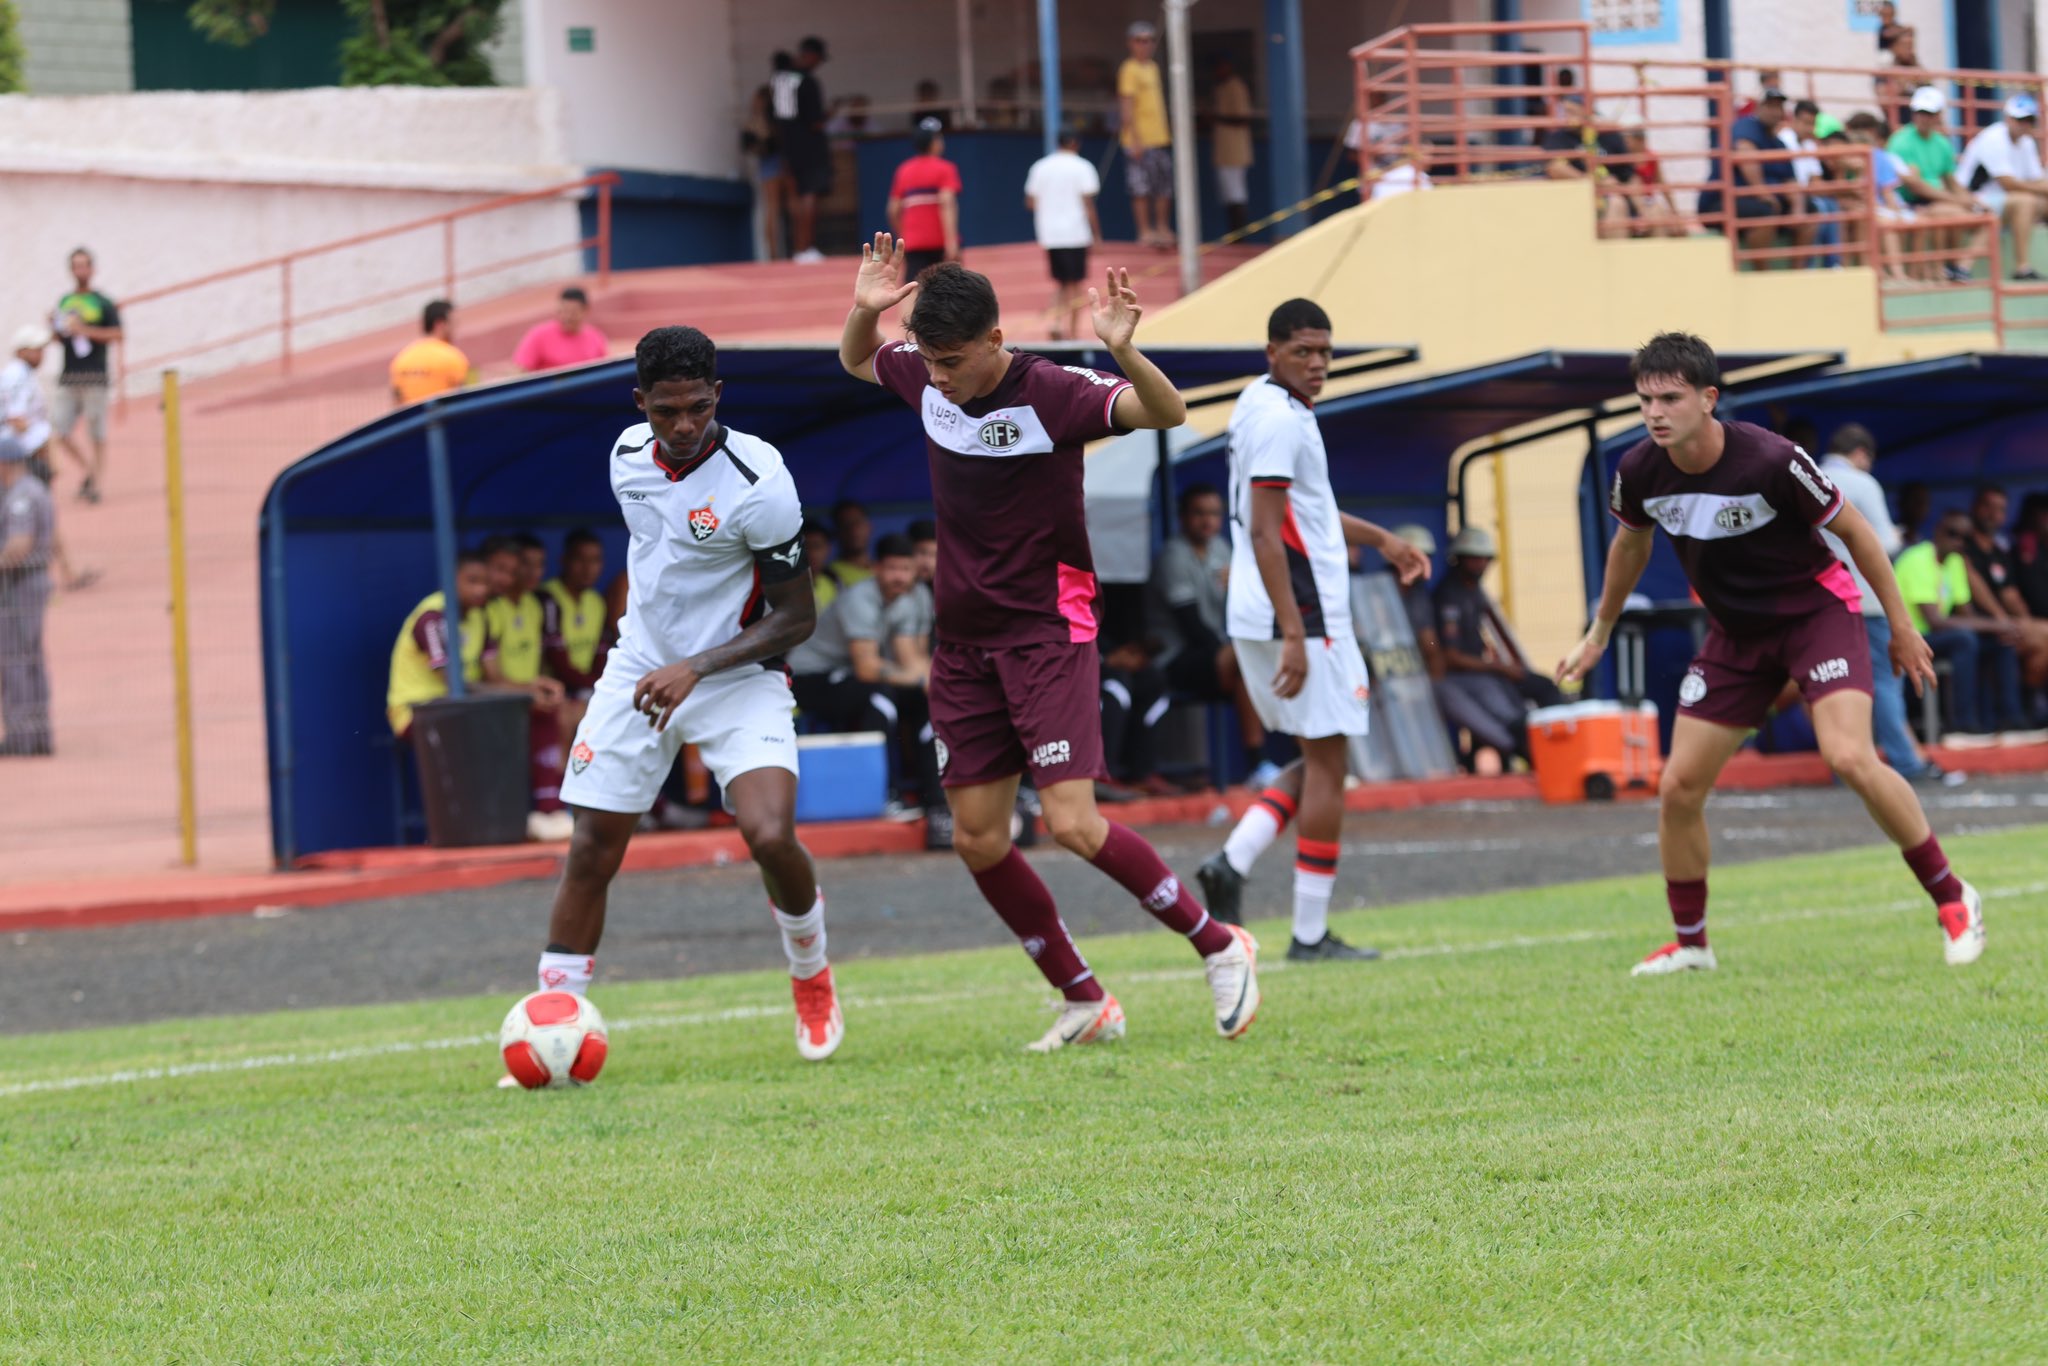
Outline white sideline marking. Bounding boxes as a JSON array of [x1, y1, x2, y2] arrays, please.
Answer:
[[4, 880, 2041, 1104]]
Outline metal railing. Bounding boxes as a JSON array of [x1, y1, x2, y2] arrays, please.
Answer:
[[114, 172, 618, 395], [1350, 22, 2048, 347]]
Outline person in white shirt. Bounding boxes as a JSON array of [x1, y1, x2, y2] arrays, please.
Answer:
[[1, 326, 53, 483], [1022, 129, 1102, 339], [1958, 94, 2048, 280]]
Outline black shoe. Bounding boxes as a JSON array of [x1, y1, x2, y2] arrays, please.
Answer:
[[1287, 932, 1381, 962], [1912, 763, 1967, 788], [1196, 852, 1244, 925], [2014, 267, 2043, 282]]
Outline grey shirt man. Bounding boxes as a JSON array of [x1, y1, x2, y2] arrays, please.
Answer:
[[0, 464, 53, 578], [1, 443, 55, 751], [788, 576, 928, 676], [1819, 453, 1899, 618], [1149, 534, 1229, 665]]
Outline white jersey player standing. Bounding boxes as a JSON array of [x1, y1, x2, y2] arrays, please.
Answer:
[[509, 325, 845, 1078], [1195, 298, 1430, 960]]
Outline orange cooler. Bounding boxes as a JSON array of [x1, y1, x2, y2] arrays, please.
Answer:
[[1526, 701, 1662, 804]]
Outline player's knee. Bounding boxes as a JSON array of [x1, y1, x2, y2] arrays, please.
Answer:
[[1659, 764, 1711, 812], [951, 822, 1009, 868], [739, 810, 797, 864], [1822, 737, 1881, 787], [564, 820, 628, 883]]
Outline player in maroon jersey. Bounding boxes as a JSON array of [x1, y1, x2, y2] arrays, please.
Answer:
[[838, 234, 1261, 1050], [1560, 333, 1983, 973]]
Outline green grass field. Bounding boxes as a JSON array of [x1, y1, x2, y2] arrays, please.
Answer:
[[5, 828, 2047, 1363]]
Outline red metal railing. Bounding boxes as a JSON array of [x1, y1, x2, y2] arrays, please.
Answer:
[[115, 172, 618, 394], [1350, 23, 2048, 347]]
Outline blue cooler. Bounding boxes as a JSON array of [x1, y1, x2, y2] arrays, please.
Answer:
[[793, 731, 890, 822]]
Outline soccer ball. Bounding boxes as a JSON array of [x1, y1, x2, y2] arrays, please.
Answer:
[[499, 990, 608, 1089]]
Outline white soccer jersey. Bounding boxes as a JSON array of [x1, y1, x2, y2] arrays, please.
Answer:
[[1224, 376, 1351, 641], [608, 421, 807, 672]]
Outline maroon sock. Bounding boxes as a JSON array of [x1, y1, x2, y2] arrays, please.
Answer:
[[1902, 834, 1966, 906], [1089, 821, 1235, 956], [970, 848, 1104, 1002], [1666, 878, 1708, 947]]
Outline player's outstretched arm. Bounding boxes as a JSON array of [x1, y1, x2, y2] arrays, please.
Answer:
[[1339, 513, 1432, 585], [1092, 267, 1187, 430], [1832, 501, 1939, 695], [839, 233, 920, 384], [1557, 525, 1653, 685], [633, 577, 817, 732]]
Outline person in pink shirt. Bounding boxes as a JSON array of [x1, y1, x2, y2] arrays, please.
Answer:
[[513, 287, 609, 373]]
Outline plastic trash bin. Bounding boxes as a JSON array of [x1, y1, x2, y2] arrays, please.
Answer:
[[409, 693, 532, 847]]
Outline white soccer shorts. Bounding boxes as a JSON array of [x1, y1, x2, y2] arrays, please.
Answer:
[[560, 652, 799, 813], [1234, 635, 1372, 739]]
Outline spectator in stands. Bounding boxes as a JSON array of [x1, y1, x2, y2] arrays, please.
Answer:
[[2015, 492, 2048, 620], [1894, 510, 2015, 737], [802, 516, 841, 613], [888, 118, 963, 283], [513, 287, 609, 373], [1817, 423, 1950, 782], [50, 248, 121, 505], [1735, 70, 1781, 122], [907, 517, 938, 592], [385, 550, 492, 741], [910, 78, 951, 132], [0, 431, 54, 756], [743, 73, 788, 261], [1898, 480, 1933, 547], [1963, 483, 2048, 722], [1541, 99, 1634, 238], [4, 326, 52, 485], [1787, 100, 1841, 266], [1877, 3, 1907, 54], [1099, 632, 1174, 796], [390, 300, 470, 407], [1836, 117, 1918, 276], [1889, 88, 1981, 283], [1024, 129, 1102, 340], [1701, 89, 1812, 263], [1209, 55, 1255, 235], [772, 35, 832, 264], [788, 533, 937, 818], [1433, 525, 1563, 766], [1878, 29, 1929, 128], [1958, 95, 2048, 282], [541, 529, 609, 728], [829, 497, 874, 583], [1119, 21, 1176, 250], [1616, 115, 1686, 237], [1150, 481, 1268, 776], [482, 532, 571, 839]]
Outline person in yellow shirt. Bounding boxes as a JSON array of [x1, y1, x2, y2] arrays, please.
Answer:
[[386, 550, 495, 738], [389, 299, 472, 406], [1118, 21, 1176, 249], [480, 532, 572, 836], [1209, 55, 1255, 234]]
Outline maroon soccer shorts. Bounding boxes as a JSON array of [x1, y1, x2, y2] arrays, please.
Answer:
[[1677, 604, 1873, 730], [930, 641, 1109, 789]]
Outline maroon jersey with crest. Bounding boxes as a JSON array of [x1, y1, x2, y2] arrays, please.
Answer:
[[872, 341, 1131, 649], [1610, 420, 1856, 637]]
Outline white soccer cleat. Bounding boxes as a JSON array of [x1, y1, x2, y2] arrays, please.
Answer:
[[526, 809, 575, 842], [1025, 993, 1126, 1053], [1204, 924, 1261, 1039], [792, 965, 845, 1061], [1631, 942, 1718, 976], [1938, 880, 1985, 966]]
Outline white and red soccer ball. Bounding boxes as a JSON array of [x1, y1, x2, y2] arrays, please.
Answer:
[[499, 990, 608, 1089]]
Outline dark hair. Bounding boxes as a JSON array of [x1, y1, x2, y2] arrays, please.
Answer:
[[1057, 129, 1082, 149], [1973, 481, 2009, 504], [1629, 332, 1720, 391], [772, 50, 795, 71], [1267, 297, 1332, 342], [2017, 491, 2048, 529], [422, 299, 453, 333], [478, 534, 518, 559], [456, 550, 489, 570], [914, 120, 944, 154], [1822, 130, 1850, 144], [906, 517, 937, 544], [511, 532, 545, 553], [801, 515, 833, 540], [1178, 482, 1222, 516], [635, 325, 717, 389], [906, 263, 1000, 349], [1793, 99, 1821, 118], [559, 287, 589, 306], [874, 533, 916, 562], [70, 245, 93, 262], [799, 35, 826, 56], [1847, 110, 1888, 135], [1827, 422, 1877, 457], [832, 497, 868, 521], [564, 528, 602, 554]]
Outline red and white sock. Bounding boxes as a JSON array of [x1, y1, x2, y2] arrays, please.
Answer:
[[1902, 834, 1966, 907], [537, 950, 594, 996], [773, 892, 829, 980], [1293, 838, 1338, 944], [1666, 878, 1708, 947], [1223, 786, 1297, 876]]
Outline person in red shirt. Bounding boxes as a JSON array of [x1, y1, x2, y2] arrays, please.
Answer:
[[887, 118, 962, 284], [512, 287, 609, 373]]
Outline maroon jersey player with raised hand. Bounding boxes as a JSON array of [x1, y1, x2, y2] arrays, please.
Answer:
[[839, 234, 1261, 1051], [1560, 332, 1984, 974]]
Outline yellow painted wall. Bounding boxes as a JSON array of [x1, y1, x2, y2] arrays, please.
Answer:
[[1146, 180, 1994, 666]]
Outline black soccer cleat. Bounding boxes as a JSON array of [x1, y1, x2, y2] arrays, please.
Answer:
[[1196, 852, 1245, 925], [1287, 932, 1381, 963]]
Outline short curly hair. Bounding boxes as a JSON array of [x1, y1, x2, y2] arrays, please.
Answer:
[[906, 263, 1000, 350], [635, 325, 717, 390]]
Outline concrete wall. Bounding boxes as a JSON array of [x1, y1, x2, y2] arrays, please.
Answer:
[[0, 86, 583, 388], [521, 0, 737, 177], [16, 0, 132, 94]]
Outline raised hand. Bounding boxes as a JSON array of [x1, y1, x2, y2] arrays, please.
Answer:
[[1088, 267, 1143, 350], [854, 232, 920, 315]]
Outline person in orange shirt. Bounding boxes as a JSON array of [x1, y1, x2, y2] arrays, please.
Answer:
[[389, 299, 472, 406]]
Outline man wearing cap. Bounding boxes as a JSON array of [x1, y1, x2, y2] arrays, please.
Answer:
[[0, 430, 56, 756], [887, 118, 963, 283], [1889, 87, 1983, 282], [1433, 525, 1563, 766], [1959, 95, 2048, 281], [773, 35, 832, 264], [1700, 88, 1811, 260], [2, 326, 53, 485], [1118, 22, 1176, 250]]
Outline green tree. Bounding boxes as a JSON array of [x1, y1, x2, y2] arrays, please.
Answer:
[[186, 0, 500, 85], [0, 0, 25, 94], [187, 0, 275, 46]]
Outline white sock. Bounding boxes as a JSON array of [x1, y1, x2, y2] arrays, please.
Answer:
[[1223, 804, 1283, 877], [773, 892, 828, 980], [1292, 866, 1335, 945], [537, 950, 594, 997]]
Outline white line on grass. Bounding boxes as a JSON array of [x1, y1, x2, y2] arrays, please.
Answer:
[[4, 879, 2041, 1103]]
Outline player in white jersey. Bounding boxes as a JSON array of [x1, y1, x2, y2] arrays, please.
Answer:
[[1195, 298, 1430, 961], [512, 326, 845, 1071]]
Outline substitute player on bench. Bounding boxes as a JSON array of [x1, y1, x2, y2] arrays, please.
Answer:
[[1559, 332, 1983, 974], [522, 326, 845, 1068], [839, 237, 1260, 1051]]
